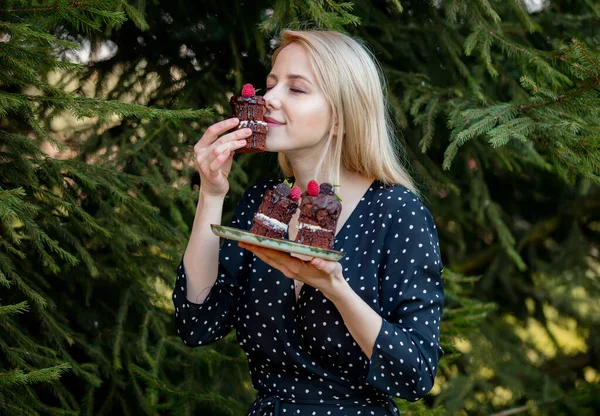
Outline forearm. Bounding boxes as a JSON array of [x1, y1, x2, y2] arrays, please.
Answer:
[[326, 279, 383, 359], [182, 190, 226, 304]]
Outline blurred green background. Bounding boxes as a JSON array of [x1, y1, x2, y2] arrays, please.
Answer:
[[1, 0, 599, 415]]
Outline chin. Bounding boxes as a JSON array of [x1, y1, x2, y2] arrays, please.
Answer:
[[264, 135, 286, 152]]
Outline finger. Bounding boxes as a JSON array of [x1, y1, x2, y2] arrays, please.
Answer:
[[310, 258, 329, 271], [310, 258, 341, 276], [251, 251, 285, 271], [200, 118, 240, 145], [239, 242, 274, 255], [259, 250, 304, 276], [253, 246, 293, 262], [240, 242, 302, 270], [215, 127, 252, 146], [208, 149, 231, 172], [245, 247, 296, 276], [213, 134, 250, 155], [241, 243, 273, 258]]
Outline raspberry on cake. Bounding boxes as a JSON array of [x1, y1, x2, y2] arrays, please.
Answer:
[[230, 83, 268, 153], [294, 180, 342, 250], [250, 180, 301, 239]]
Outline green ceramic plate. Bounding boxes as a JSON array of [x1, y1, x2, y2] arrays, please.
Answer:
[[210, 224, 344, 261]]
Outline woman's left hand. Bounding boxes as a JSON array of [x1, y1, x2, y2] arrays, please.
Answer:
[[238, 242, 347, 299]]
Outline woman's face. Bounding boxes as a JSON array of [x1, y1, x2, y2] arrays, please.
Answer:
[[263, 43, 333, 153]]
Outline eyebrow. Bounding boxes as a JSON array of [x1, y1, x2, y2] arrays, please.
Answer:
[[267, 73, 313, 85]]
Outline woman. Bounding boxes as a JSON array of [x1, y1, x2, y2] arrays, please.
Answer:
[[173, 29, 444, 415]]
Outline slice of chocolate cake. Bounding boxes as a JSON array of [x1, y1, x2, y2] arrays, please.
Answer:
[[294, 181, 342, 250], [250, 180, 301, 239], [230, 83, 268, 153]]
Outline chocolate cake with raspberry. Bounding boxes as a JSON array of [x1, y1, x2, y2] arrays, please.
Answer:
[[230, 83, 267, 153], [250, 181, 301, 239], [294, 180, 342, 250]]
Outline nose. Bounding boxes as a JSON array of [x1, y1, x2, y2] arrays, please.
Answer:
[[264, 87, 281, 111]]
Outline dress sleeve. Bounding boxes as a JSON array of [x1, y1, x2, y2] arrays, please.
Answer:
[[172, 187, 256, 347], [363, 193, 444, 401]]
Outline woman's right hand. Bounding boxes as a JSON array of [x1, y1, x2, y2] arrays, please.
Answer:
[[193, 118, 252, 198]]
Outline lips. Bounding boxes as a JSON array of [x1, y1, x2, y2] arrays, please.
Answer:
[[264, 116, 285, 125]]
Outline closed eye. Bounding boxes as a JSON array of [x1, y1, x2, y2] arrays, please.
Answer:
[[264, 86, 305, 94]]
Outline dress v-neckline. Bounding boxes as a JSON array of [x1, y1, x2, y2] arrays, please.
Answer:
[[290, 178, 379, 305], [284, 177, 378, 241]]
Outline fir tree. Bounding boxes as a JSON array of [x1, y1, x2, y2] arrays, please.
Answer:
[[2, 0, 599, 415], [343, 1, 600, 414], [1, 1, 252, 415]]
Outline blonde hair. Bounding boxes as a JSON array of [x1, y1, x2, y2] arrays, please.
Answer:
[[272, 29, 419, 196]]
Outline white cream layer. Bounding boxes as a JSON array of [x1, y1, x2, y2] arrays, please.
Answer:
[[255, 213, 288, 232], [297, 222, 334, 233], [238, 120, 267, 128]]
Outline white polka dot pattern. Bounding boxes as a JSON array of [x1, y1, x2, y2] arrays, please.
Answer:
[[362, 191, 444, 401], [172, 179, 445, 415]]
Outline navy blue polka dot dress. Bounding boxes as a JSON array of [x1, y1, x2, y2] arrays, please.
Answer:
[[172, 178, 444, 415]]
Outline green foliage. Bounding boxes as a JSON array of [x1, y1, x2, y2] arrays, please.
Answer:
[[260, 0, 361, 33], [347, 0, 600, 413], [1, 0, 599, 415], [1, 1, 250, 415]]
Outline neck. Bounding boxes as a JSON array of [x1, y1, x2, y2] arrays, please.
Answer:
[[282, 144, 328, 191]]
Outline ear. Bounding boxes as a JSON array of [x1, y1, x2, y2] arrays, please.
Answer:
[[331, 120, 339, 136]]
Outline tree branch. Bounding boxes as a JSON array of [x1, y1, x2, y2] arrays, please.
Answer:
[[518, 78, 600, 112], [449, 197, 600, 274]]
